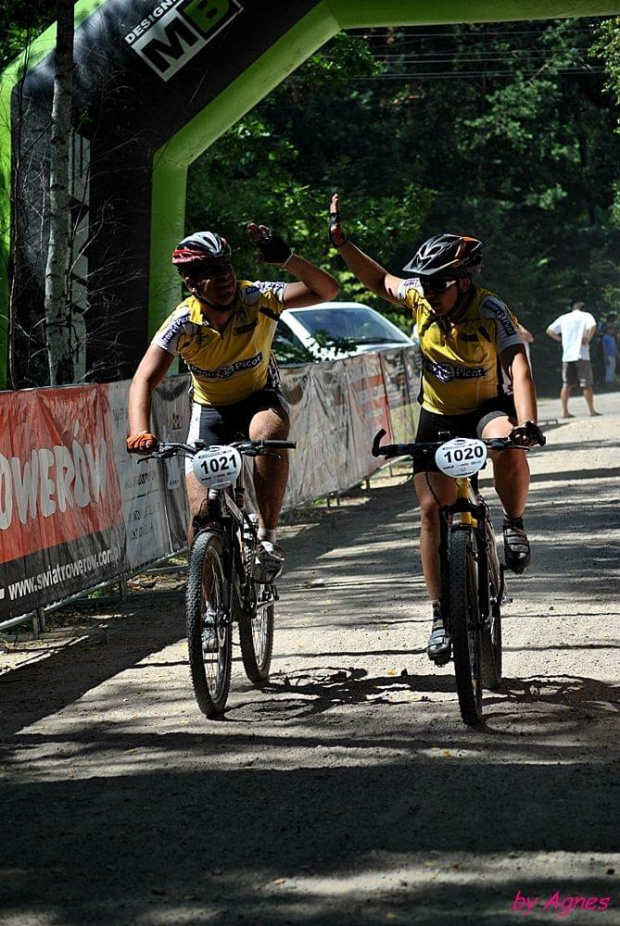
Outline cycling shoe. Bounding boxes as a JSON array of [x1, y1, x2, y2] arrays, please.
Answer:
[[503, 517, 531, 574], [427, 624, 451, 665], [254, 541, 284, 583], [201, 611, 217, 653]]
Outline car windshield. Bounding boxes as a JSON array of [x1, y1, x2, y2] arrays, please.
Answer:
[[288, 307, 409, 344]]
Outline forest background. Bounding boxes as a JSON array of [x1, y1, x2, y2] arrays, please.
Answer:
[[2, 6, 620, 396]]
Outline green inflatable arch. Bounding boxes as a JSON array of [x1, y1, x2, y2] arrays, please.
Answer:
[[1, 0, 617, 387]]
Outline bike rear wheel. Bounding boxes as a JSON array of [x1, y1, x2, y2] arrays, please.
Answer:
[[449, 528, 483, 725], [238, 536, 275, 684], [186, 530, 232, 718]]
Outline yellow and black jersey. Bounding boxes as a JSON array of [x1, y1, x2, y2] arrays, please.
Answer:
[[152, 280, 285, 406], [397, 280, 524, 415]]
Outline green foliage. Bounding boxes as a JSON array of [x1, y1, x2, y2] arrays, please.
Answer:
[[187, 18, 620, 393], [0, 0, 59, 71], [3, 8, 619, 394], [187, 33, 434, 286], [593, 17, 620, 105]]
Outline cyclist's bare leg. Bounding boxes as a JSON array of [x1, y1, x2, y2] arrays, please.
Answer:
[[481, 414, 530, 518], [414, 471, 457, 660], [249, 406, 290, 533], [413, 472, 457, 600], [482, 414, 532, 572], [186, 472, 210, 545]]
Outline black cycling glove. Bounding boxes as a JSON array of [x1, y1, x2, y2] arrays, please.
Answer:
[[511, 420, 546, 446], [254, 231, 293, 264]]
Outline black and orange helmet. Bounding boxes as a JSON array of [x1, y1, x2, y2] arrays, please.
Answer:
[[403, 234, 482, 277]]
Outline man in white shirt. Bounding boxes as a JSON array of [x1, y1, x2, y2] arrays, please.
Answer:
[[546, 301, 601, 418]]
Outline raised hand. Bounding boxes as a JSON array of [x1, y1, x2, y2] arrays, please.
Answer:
[[329, 193, 347, 247], [247, 223, 293, 264]]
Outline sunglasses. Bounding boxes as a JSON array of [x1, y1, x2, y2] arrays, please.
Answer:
[[194, 261, 234, 280], [420, 278, 457, 294]]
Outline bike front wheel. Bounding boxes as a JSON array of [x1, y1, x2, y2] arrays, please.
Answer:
[[186, 530, 232, 718], [449, 528, 483, 725], [480, 523, 503, 690], [238, 538, 275, 684]]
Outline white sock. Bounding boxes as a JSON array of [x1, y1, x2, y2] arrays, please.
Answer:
[[258, 529, 277, 544]]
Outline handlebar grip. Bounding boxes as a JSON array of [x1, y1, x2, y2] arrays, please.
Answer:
[[372, 429, 387, 457], [262, 440, 297, 449]]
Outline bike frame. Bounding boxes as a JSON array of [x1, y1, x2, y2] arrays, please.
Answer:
[[196, 459, 268, 622]]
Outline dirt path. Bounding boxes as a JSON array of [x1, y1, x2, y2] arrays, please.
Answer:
[[1, 392, 619, 925]]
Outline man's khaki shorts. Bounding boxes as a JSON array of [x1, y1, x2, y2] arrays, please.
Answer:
[[562, 360, 593, 388]]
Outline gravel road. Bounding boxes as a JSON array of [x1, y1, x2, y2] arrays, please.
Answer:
[[1, 391, 618, 926]]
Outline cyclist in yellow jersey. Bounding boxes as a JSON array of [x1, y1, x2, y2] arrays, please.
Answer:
[[127, 224, 339, 578], [329, 194, 544, 662]]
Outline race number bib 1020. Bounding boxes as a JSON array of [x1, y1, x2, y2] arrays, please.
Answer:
[[434, 437, 488, 478]]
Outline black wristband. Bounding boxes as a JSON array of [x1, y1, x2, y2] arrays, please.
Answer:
[[328, 211, 347, 247]]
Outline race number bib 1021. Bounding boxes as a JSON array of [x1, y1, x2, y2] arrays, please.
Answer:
[[192, 445, 242, 488]]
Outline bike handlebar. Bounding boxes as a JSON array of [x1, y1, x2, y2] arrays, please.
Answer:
[[371, 428, 539, 460], [138, 438, 297, 463]]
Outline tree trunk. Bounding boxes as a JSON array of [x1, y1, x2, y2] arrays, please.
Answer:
[[44, 0, 74, 386]]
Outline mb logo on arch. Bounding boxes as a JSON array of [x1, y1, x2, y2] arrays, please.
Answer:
[[124, 0, 243, 81]]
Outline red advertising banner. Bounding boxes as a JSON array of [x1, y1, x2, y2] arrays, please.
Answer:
[[0, 387, 126, 619]]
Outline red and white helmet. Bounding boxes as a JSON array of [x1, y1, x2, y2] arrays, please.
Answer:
[[171, 231, 232, 273]]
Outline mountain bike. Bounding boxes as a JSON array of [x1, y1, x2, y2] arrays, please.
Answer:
[[140, 437, 296, 718], [372, 428, 541, 725]]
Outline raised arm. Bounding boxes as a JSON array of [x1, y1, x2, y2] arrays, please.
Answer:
[[328, 194, 405, 306], [247, 222, 339, 308]]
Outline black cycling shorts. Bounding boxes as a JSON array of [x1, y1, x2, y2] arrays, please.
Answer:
[[413, 396, 517, 474], [185, 388, 289, 475]]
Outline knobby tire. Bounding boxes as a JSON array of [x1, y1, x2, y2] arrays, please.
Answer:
[[449, 528, 483, 725], [238, 536, 274, 684], [480, 522, 503, 690], [186, 530, 232, 718]]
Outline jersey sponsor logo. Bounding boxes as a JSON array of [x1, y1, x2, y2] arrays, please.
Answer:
[[158, 311, 190, 348], [458, 332, 479, 342], [233, 319, 258, 336], [483, 298, 517, 338], [124, 0, 244, 82], [188, 352, 262, 380], [422, 357, 485, 383], [259, 281, 286, 298]]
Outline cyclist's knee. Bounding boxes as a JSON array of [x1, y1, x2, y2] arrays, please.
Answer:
[[480, 414, 512, 440], [249, 407, 289, 441], [418, 495, 441, 528]]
